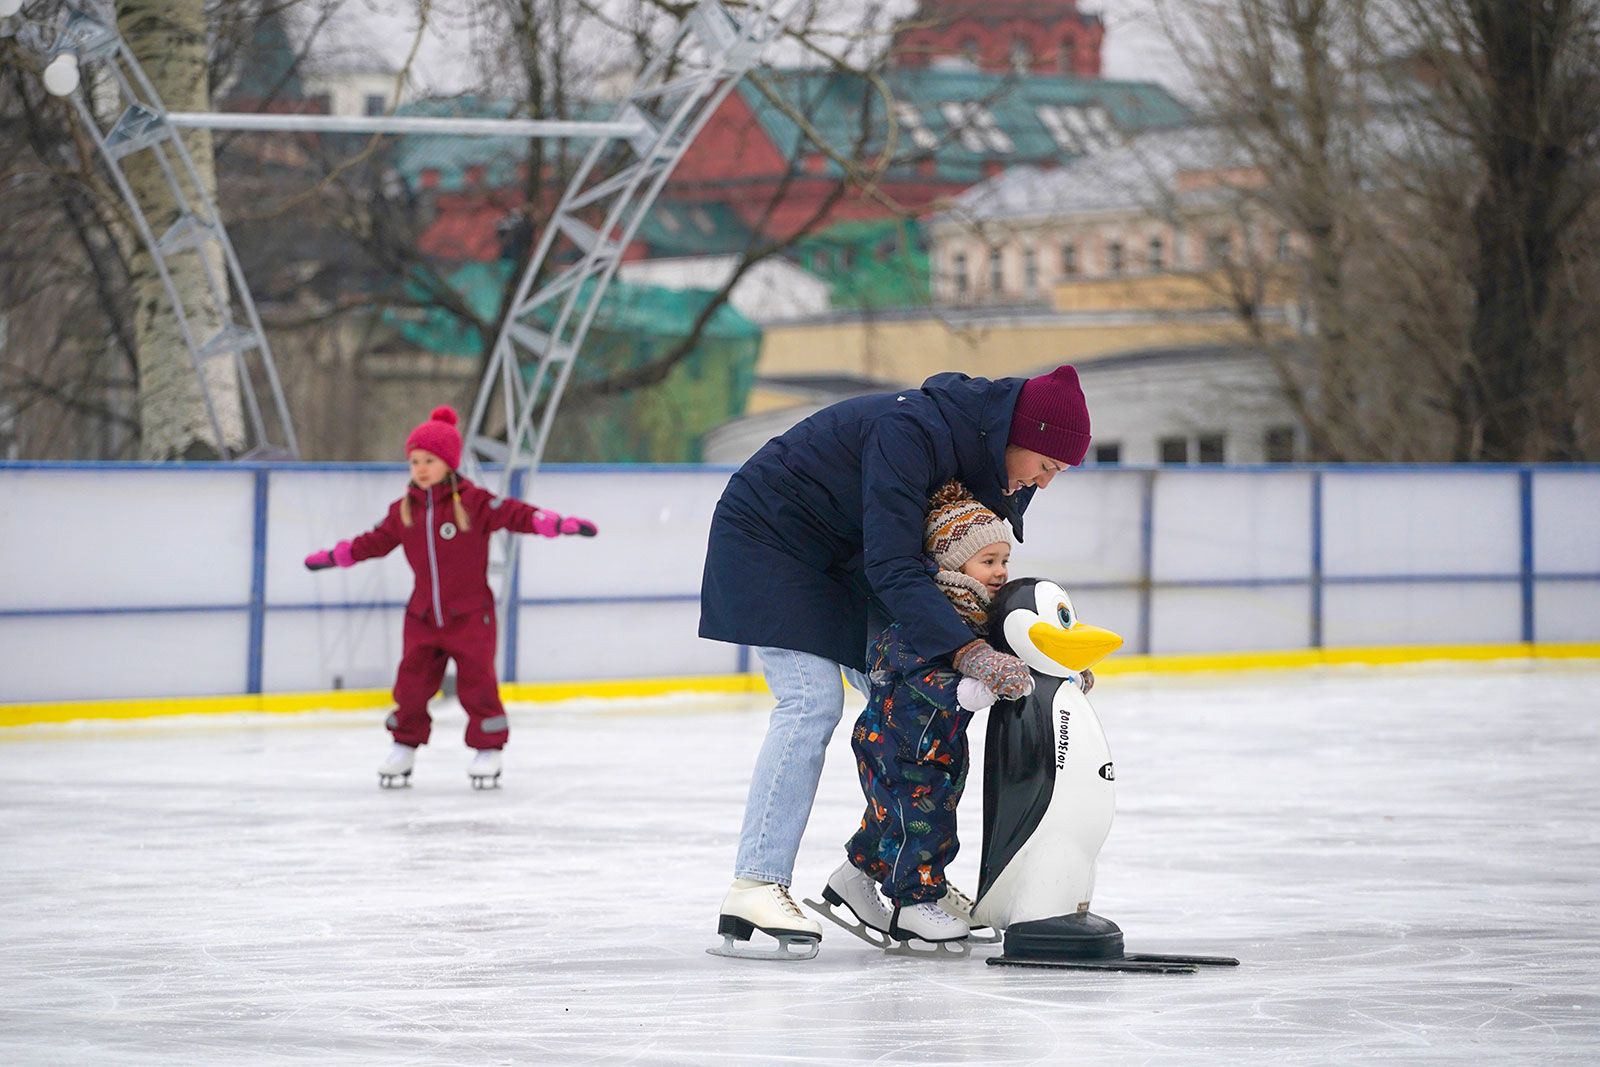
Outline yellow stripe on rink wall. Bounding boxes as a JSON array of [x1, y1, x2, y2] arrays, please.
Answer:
[[2, 644, 1597, 730]]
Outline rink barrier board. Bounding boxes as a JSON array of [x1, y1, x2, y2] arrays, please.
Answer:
[[3, 642, 1596, 729], [5, 462, 1599, 703]]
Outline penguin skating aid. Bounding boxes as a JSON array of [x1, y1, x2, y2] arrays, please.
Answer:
[[973, 579, 1240, 975]]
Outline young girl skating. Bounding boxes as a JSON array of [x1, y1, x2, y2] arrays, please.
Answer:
[[304, 405, 596, 789]]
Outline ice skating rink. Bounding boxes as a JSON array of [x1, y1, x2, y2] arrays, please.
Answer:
[[3, 662, 1599, 1065]]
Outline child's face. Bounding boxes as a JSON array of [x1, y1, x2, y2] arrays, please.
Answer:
[[961, 543, 1010, 595], [409, 449, 449, 488]]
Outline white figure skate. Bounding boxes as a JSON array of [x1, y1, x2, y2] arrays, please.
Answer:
[[804, 861, 893, 948], [467, 749, 502, 790], [887, 901, 970, 958], [377, 743, 416, 788], [707, 880, 821, 961]]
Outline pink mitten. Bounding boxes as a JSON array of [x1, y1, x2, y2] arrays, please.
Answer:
[[531, 509, 598, 538], [304, 540, 355, 571]]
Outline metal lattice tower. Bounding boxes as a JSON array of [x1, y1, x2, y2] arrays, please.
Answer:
[[461, 0, 800, 675], [8, 1, 299, 459]]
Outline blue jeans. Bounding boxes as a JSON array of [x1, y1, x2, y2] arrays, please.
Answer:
[[734, 646, 869, 886]]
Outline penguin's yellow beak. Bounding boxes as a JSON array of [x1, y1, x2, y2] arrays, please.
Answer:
[[1027, 621, 1124, 672]]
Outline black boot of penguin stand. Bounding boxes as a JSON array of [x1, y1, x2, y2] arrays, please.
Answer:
[[988, 912, 1240, 974]]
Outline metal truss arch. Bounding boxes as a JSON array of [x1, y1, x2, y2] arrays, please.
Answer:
[[8, 1, 299, 459], [462, 0, 801, 677]]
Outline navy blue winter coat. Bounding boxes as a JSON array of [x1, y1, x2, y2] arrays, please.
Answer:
[[699, 373, 1037, 671]]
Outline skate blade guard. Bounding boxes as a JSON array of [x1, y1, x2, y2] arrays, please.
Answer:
[[705, 914, 819, 962]]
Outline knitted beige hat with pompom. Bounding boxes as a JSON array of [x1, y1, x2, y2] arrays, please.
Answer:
[[924, 481, 1012, 571]]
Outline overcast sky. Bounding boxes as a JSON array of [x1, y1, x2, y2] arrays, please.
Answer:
[[322, 0, 1190, 98]]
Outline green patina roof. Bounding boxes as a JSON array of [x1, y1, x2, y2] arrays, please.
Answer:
[[387, 261, 758, 357], [792, 218, 930, 310], [382, 262, 761, 463], [389, 96, 610, 193], [631, 201, 752, 256], [389, 69, 1190, 193], [740, 67, 1190, 183]]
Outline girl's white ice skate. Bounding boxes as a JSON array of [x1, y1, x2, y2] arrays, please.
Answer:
[[467, 748, 502, 790], [804, 861, 894, 948], [887, 901, 970, 958], [707, 880, 821, 961], [378, 743, 416, 789]]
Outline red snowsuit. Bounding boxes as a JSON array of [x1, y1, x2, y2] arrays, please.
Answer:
[[350, 476, 550, 750]]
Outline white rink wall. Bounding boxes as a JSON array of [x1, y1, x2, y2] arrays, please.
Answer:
[[1, 462, 1598, 703]]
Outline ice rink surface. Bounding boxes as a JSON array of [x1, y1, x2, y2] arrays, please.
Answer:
[[3, 662, 1599, 1065]]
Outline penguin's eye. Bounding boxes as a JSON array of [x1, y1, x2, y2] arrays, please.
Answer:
[[1056, 604, 1074, 628]]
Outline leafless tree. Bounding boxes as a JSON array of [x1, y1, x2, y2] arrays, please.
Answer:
[[1161, 0, 1600, 461]]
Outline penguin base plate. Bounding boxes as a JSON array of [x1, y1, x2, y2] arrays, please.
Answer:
[[986, 912, 1239, 975]]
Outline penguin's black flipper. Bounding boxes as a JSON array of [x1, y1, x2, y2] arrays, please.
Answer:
[[975, 677, 1065, 902]]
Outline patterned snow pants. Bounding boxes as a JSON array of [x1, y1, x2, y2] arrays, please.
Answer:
[[845, 688, 972, 905]]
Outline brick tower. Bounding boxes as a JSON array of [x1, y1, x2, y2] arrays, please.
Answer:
[[891, 0, 1106, 78]]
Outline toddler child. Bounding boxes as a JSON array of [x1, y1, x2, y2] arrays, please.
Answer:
[[822, 481, 1012, 946]]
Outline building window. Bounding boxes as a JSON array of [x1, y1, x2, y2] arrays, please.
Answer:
[[364, 93, 388, 116], [1010, 38, 1032, 73], [988, 247, 1004, 291], [941, 102, 1014, 154], [1035, 105, 1116, 154], [1147, 235, 1166, 272], [1158, 436, 1189, 465], [1207, 233, 1233, 266], [951, 251, 969, 295], [1023, 246, 1038, 291], [1057, 37, 1076, 74], [1197, 433, 1226, 464], [895, 102, 939, 150], [1060, 241, 1078, 277], [1264, 425, 1297, 462], [1106, 240, 1125, 275], [1275, 229, 1294, 262], [1093, 442, 1121, 466]]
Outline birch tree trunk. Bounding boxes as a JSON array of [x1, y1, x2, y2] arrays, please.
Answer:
[[118, 0, 244, 460]]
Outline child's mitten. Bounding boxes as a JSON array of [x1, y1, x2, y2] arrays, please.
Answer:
[[304, 540, 355, 571], [956, 677, 997, 712], [531, 509, 598, 538], [952, 640, 1035, 699]]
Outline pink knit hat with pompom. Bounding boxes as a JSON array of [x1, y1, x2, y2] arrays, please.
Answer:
[[405, 405, 462, 470]]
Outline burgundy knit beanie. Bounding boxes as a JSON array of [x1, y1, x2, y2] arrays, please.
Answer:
[[405, 405, 463, 470], [1008, 364, 1091, 466]]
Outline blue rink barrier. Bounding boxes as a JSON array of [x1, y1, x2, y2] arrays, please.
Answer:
[[1, 461, 1598, 705]]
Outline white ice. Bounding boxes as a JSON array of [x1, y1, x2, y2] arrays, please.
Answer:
[[3, 662, 1599, 1064]]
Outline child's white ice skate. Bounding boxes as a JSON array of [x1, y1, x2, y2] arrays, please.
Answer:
[[804, 861, 893, 948], [378, 743, 416, 789], [939, 882, 1001, 944], [707, 880, 821, 961], [467, 748, 502, 790], [887, 901, 970, 958]]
